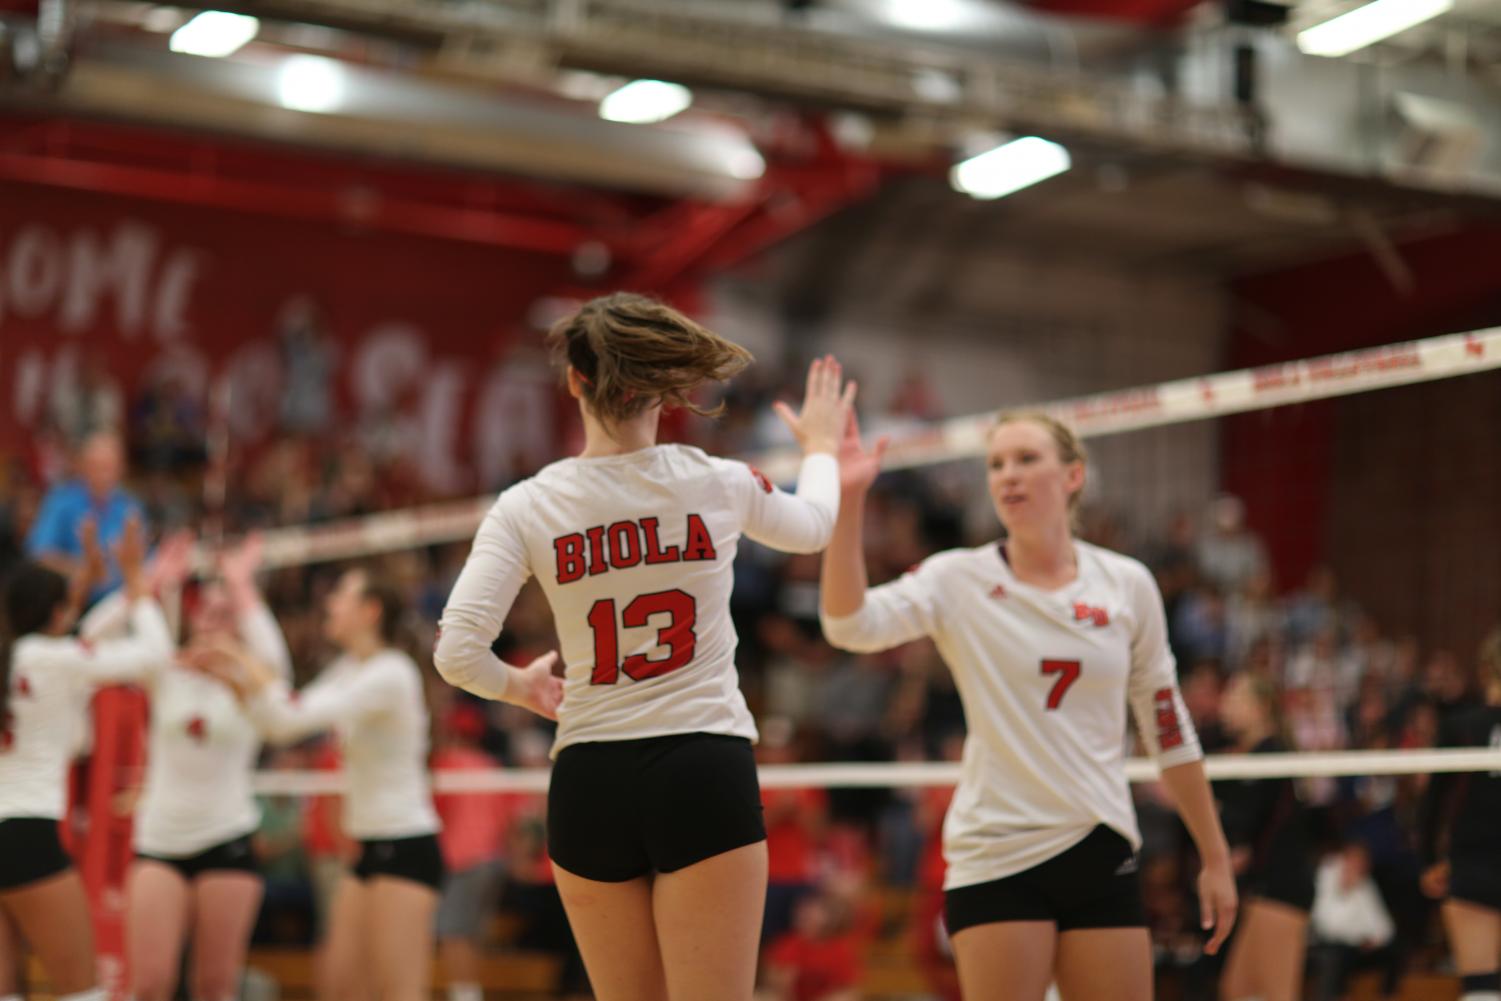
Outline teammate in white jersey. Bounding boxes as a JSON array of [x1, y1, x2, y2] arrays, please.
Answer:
[[0, 518, 170, 1001], [820, 410, 1237, 1001], [76, 534, 290, 1001], [194, 566, 442, 1001], [434, 292, 849, 1001]]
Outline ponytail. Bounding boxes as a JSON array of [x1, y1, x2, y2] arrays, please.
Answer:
[[547, 292, 752, 427]]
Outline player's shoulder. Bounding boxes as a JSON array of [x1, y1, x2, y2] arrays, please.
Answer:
[[906, 544, 994, 580], [365, 648, 422, 687], [1076, 540, 1155, 589], [14, 633, 87, 668]]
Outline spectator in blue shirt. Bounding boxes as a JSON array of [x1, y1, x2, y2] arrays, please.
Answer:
[[26, 431, 144, 598]]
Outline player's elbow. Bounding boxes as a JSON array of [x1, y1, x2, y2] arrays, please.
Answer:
[[818, 610, 883, 654], [432, 616, 488, 690]]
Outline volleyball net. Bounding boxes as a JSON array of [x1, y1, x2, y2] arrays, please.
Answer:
[[243, 326, 1501, 569], [235, 323, 1501, 797]]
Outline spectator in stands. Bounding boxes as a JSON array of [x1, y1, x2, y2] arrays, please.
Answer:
[[1284, 566, 1343, 648], [130, 369, 207, 474], [1308, 840, 1395, 1001], [759, 718, 830, 944], [432, 701, 512, 1001], [253, 745, 317, 946], [1195, 495, 1267, 597], [277, 295, 337, 438], [49, 354, 123, 447], [0, 472, 39, 582], [26, 431, 143, 599], [1225, 567, 1281, 669], [764, 888, 864, 1001]]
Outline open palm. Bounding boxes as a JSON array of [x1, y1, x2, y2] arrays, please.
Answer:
[[839, 409, 889, 495]]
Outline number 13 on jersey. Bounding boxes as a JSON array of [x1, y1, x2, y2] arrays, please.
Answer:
[[587, 590, 699, 685]]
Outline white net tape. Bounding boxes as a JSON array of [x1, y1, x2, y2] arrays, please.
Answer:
[[251, 746, 1501, 795], [243, 326, 1501, 570]]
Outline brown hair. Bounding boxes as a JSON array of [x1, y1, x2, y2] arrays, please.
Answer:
[[347, 565, 406, 647], [990, 410, 1088, 516], [547, 292, 753, 427]]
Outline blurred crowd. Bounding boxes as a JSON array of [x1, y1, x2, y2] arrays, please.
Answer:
[[0, 357, 1492, 1001]]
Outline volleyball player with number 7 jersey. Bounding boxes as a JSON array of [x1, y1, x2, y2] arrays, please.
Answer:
[[819, 410, 1237, 1001], [434, 293, 850, 1001]]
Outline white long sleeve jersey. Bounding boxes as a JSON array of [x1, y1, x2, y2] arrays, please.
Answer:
[[80, 594, 294, 856], [436, 445, 839, 756], [249, 648, 439, 840], [822, 540, 1201, 890], [0, 598, 174, 821]]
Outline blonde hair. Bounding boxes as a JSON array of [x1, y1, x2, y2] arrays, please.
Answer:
[[990, 410, 1088, 516], [547, 292, 752, 426]]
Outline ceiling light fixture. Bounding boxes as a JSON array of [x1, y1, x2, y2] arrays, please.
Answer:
[[599, 80, 693, 124], [168, 10, 259, 57], [1296, 0, 1452, 58], [951, 137, 1071, 201], [277, 55, 346, 114]]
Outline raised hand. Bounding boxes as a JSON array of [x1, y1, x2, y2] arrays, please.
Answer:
[[148, 530, 197, 594], [219, 533, 264, 588], [772, 355, 855, 456], [115, 513, 147, 581], [77, 516, 107, 591], [837, 407, 890, 497]]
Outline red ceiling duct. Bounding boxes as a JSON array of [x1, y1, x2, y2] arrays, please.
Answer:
[[1021, 0, 1206, 25]]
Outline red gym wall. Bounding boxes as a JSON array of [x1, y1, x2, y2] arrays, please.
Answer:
[[1225, 225, 1501, 660]]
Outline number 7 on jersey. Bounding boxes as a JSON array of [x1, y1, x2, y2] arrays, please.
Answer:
[[1040, 659, 1082, 710]]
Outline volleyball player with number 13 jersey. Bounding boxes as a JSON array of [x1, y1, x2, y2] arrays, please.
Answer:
[[435, 293, 851, 1001], [820, 410, 1238, 1001]]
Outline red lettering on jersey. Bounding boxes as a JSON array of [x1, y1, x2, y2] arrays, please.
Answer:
[[608, 521, 642, 569], [989, 584, 1007, 600], [554, 534, 586, 584], [15, 676, 31, 698], [584, 525, 609, 576], [640, 517, 681, 565], [1072, 602, 1109, 628], [683, 514, 716, 561], [1153, 688, 1184, 750], [186, 717, 207, 742], [749, 466, 774, 494]]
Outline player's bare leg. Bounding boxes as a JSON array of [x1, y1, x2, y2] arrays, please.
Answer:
[[188, 871, 264, 1001], [652, 840, 766, 1001], [317, 874, 371, 1001], [1055, 927, 1152, 1001], [951, 921, 1057, 1001], [1221, 897, 1308, 1001], [553, 864, 666, 1001], [126, 860, 192, 1001], [368, 877, 439, 1001], [0, 870, 99, 995]]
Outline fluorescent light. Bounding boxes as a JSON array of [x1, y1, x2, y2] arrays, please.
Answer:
[[1297, 0, 1452, 58], [168, 10, 259, 57], [951, 137, 1071, 201], [883, 0, 980, 33], [277, 55, 346, 114], [599, 80, 693, 124]]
